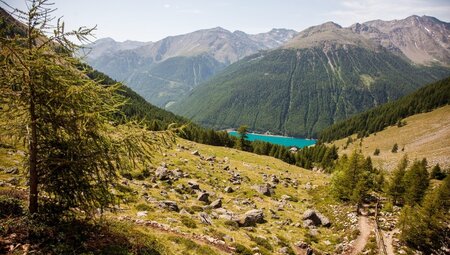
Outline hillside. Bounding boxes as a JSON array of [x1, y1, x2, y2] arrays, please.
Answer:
[[172, 42, 450, 137], [81, 28, 297, 107], [330, 105, 450, 171], [319, 76, 450, 142]]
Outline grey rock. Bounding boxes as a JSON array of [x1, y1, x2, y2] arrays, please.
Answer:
[[237, 209, 265, 227], [137, 211, 148, 217], [155, 167, 170, 180], [253, 183, 274, 196], [199, 212, 212, 225], [191, 150, 200, 156], [210, 198, 222, 209], [197, 192, 210, 203], [224, 186, 234, 193], [187, 181, 200, 190], [302, 209, 331, 227], [158, 200, 179, 212]]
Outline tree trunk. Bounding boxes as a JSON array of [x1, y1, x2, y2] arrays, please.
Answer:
[[28, 88, 38, 214]]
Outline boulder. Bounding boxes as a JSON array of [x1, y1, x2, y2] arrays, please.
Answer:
[[136, 211, 148, 217], [191, 150, 200, 156], [302, 209, 331, 227], [155, 167, 170, 180], [197, 192, 210, 203], [210, 198, 222, 209], [187, 181, 200, 190], [253, 183, 274, 196], [158, 200, 179, 212], [224, 186, 234, 193], [237, 209, 265, 227], [199, 212, 212, 225]]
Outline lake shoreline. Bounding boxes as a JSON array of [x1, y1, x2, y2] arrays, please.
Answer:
[[228, 131, 316, 148]]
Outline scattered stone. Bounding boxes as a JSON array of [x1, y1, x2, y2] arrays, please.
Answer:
[[7, 177, 19, 185], [158, 200, 179, 212], [253, 183, 274, 196], [279, 247, 289, 254], [191, 150, 200, 156], [281, 194, 292, 201], [302, 209, 331, 227], [224, 186, 234, 193], [270, 175, 279, 184], [197, 192, 210, 203], [199, 212, 212, 225], [4, 167, 19, 174], [210, 198, 222, 209], [237, 209, 265, 227], [137, 211, 148, 217], [187, 181, 200, 190], [205, 156, 215, 162], [155, 167, 170, 180]]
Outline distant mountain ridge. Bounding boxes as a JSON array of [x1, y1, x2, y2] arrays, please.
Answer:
[[81, 28, 298, 107], [171, 15, 450, 137]]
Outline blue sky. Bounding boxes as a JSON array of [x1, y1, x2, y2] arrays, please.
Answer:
[[3, 0, 450, 42]]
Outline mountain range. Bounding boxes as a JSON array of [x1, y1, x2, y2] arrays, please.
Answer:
[[83, 15, 450, 137], [171, 16, 450, 137], [81, 28, 297, 107]]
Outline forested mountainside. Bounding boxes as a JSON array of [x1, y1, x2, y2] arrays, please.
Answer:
[[81, 28, 297, 107], [320, 76, 450, 142], [172, 44, 450, 138]]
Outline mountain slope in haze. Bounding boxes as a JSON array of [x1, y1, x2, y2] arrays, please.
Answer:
[[81, 28, 298, 107], [172, 21, 450, 138], [351, 15, 450, 66]]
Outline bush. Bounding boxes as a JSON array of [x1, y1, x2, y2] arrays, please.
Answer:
[[223, 220, 239, 230], [391, 143, 398, 153], [180, 216, 197, 229], [0, 195, 23, 218], [374, 148, 380, 156], [232, 243, 253, 255]]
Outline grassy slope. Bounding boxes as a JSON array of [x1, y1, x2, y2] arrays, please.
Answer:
[[331, 105, 450, 171], [0, 133, 358, 254]]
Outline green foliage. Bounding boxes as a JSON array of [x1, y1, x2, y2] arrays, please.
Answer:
[[174, 46, 450, 138], [320, 76, 450, 142], [249, 234, 273, 251], [135, 203, 152, 211], [331, 151, 377, 203], [430, 163, 446, 180], [232, 243, 253, 255], [399, 176, 450, 253], [373, 148, 380, 156], [0, 195, 23, 218], [168, 236, 217, 255], [402, 159, 429, 206], [180, 215, 197, 229], [236, 125, 250, 150], [223, 220, 239, 230], [387, 155, 408, 205], [0, 1, 169, 215], [391, 143, 399, 153]]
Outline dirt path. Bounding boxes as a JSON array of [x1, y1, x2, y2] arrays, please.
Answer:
[[349, 215, 372, 255], [383, 229, 399, 255]]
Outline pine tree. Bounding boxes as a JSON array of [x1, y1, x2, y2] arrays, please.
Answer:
[[387, 155, 408, 205], [236, 125, 249, 151], [402, 159, 429, 206], [1, 0, 167, 215]]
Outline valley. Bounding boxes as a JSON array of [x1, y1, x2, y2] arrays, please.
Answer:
[[1, 1, 449, 255]]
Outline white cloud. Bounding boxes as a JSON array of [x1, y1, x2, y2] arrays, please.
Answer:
[[331, 0, 450, 25], [164, 4, 171, 8]]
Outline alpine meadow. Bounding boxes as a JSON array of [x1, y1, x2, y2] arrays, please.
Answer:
[[1, 1, 449, 255]]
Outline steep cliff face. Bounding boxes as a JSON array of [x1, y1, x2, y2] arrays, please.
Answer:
[[351, 15, 450, 66]]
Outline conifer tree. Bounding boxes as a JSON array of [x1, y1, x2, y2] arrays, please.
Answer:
[[0, 0, 166, 215], [402, 159, 429, 206], [387, 155, 408, 205]]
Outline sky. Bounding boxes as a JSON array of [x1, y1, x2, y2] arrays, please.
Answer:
[[3, 0, 450, 42]]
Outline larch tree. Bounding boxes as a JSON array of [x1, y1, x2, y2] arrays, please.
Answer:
[[0, 0, 167, 215]]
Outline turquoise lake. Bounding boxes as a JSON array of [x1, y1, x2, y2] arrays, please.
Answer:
[[228, 131, 316, 148]]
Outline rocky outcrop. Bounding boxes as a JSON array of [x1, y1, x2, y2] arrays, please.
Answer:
[[302, 209, 331, 227], [236, 209, 265, 227], [253, 183, 274, 196]]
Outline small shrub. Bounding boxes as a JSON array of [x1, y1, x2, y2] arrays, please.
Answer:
[[232, 243, 252, 255], [121, 172, 133, 180], [223, 220, 239, 230], [374, 148, 380, 156], [0, 195, 23, 218], [249, 235, 272, 251], [180, 216, 197, 229], [391, 143, 398, 153], [135, 203, 152, 211]]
